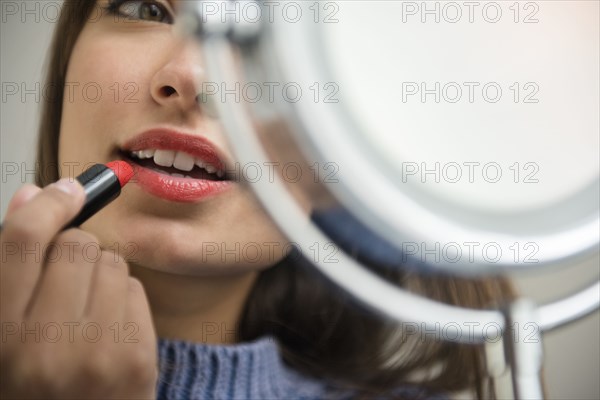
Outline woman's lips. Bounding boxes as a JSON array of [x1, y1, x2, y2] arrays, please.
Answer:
[[120, 129, 233, 202], [122, 129, 227, 170], [130, 163, 232, 202]]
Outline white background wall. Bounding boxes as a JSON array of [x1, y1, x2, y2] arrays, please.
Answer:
[[1, 1, 598, 398]]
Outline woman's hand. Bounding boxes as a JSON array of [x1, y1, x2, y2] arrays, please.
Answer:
[[0, 180, 158, 399]]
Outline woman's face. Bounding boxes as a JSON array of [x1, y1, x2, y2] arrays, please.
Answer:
[[58, 0, 289, 275]]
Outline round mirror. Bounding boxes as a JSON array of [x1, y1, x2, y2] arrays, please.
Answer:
[[188, 0, 599, 275]]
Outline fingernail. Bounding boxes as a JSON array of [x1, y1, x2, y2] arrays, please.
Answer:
[[52, 178, 83, 196]]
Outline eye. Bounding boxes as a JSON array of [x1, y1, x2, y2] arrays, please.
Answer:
[[106, 0, 174, 24]]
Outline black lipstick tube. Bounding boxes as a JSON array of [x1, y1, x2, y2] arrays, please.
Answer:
[[65, 164, 124, 229]]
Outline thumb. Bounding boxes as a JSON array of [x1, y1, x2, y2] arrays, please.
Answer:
[[4, 184, 42, 217]]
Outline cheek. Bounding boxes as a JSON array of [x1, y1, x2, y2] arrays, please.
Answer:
[[66, 27, 157, 92], [58, 29, 156, 171]]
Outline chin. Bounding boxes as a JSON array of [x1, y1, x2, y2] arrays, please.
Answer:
[[84, 215, 280, 276]]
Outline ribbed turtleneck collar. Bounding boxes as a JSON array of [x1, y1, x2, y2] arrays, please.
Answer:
[[156, 336, 334, 400]]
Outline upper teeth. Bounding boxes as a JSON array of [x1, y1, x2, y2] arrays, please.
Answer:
[[129, 149, 223, 177]]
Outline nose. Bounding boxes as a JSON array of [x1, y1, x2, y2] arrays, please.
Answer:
[[150, 39, 205, 113]]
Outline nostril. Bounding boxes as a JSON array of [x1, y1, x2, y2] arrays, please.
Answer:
[[160, 86, 177, 97]]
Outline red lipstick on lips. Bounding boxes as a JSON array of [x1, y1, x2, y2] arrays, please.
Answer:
[[121, 129, 232, 202]]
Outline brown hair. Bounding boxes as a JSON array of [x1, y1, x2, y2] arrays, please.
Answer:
[[36, 2, 515, 398]]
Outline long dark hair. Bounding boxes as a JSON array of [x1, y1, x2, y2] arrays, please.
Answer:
[[36, 2, 515, 398]]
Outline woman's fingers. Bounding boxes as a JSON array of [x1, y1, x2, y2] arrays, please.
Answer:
[[1, 182, 159, 398], [118, 277, 158, 397], [83, 262, 157, 398], [1, 179, 85, 321], [84, 251, 130, 327], [26, 229, 99, 321], [124, 277, 156, 351]]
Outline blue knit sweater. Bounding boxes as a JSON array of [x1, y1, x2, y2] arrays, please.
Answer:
[[156, 335, 446, 400], [156, 335, 354, 399]]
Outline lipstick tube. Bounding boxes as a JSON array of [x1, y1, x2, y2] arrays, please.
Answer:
[[65, 161, 133, 228]]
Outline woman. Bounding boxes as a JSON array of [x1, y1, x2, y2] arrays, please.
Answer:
[[0, 1, 514, 398]]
